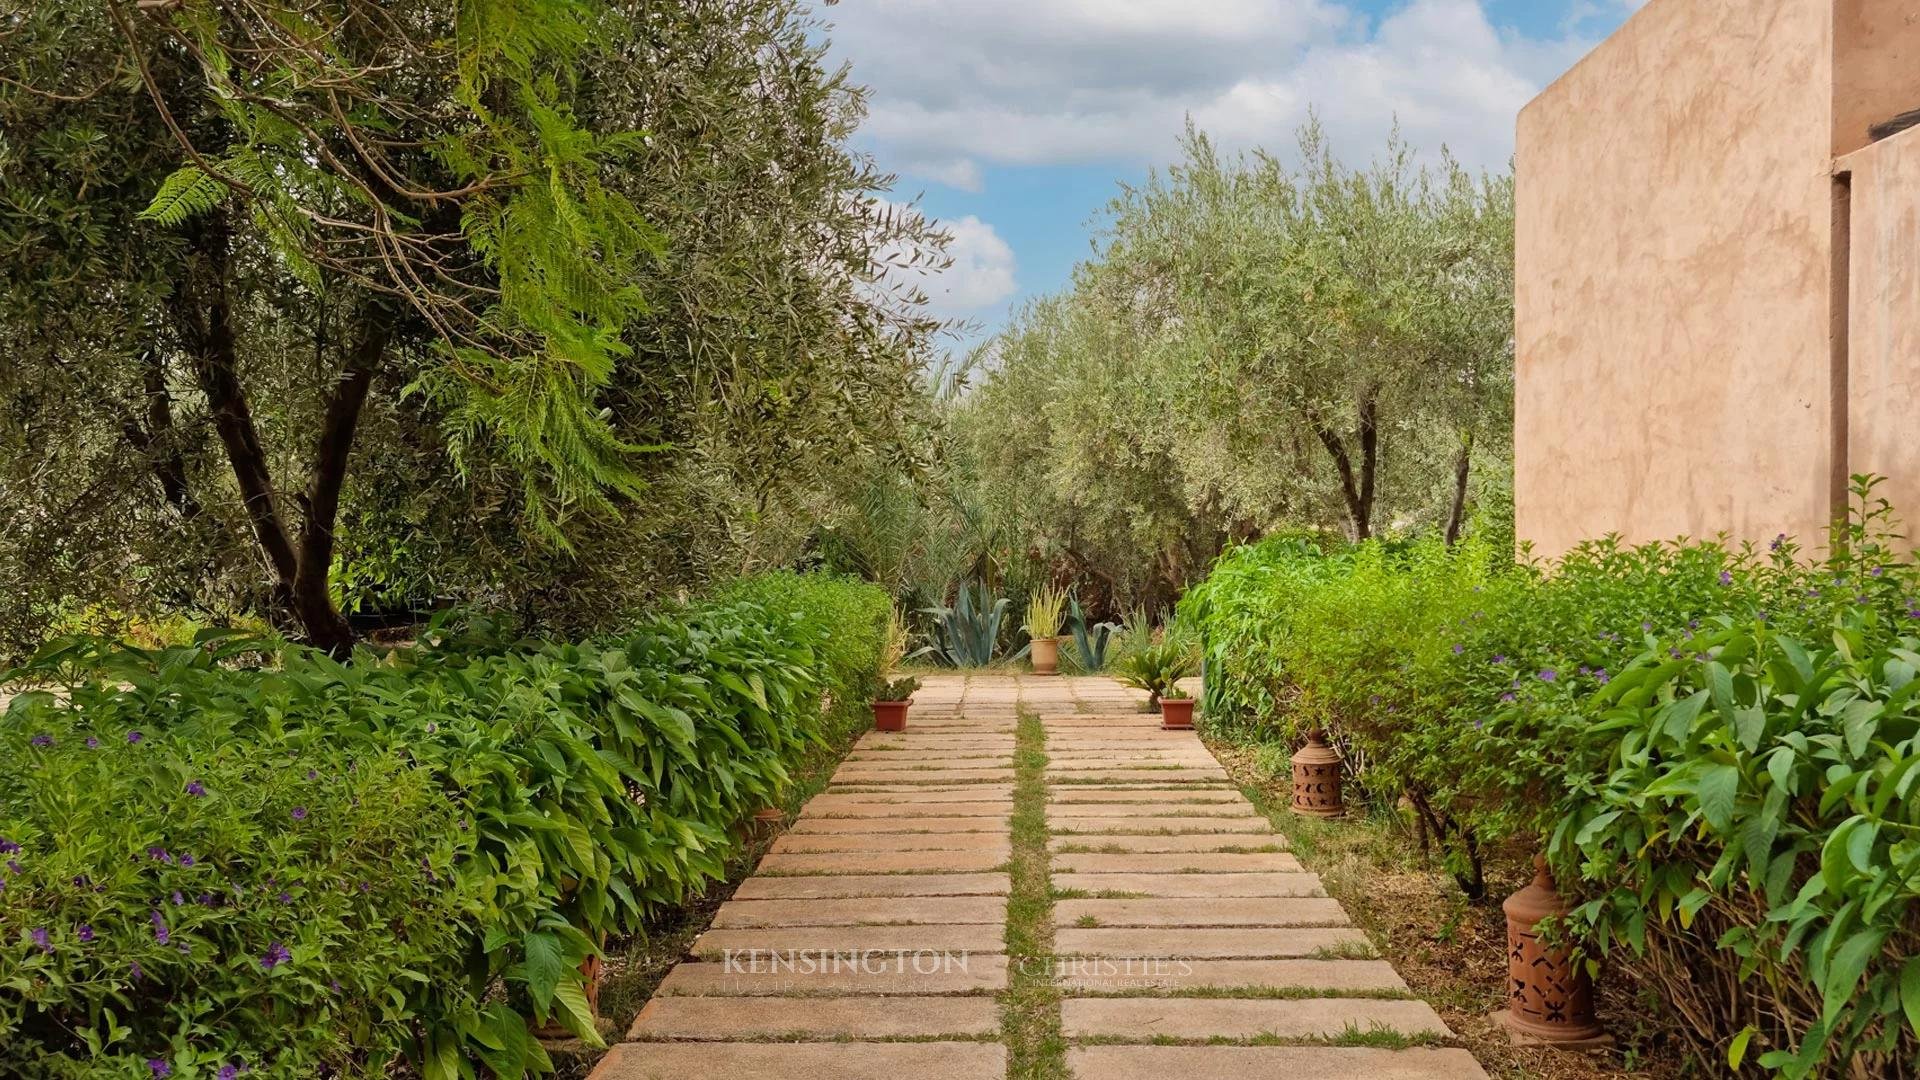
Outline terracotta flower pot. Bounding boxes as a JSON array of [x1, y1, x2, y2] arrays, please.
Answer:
[[1030, 636, 1060, 675], [1491, 856, 1610, 1048], [1290, 732, 1343, 818], [1159, 697, 1196, 730], [873, 698, 912, 732]]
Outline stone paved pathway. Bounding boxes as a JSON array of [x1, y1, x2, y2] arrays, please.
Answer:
[[591, 674, 1487, 1080]]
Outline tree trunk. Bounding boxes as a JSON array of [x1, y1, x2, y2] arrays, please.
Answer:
[[117, 349, 202, 520], [170, 213, 388, 655], [1314, 390, 1379, 540], [1444, 433, 1473, 547], [290, 304, 392, 655]]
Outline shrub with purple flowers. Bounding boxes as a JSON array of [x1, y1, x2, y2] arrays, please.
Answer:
[[1182, 476, 1920, 1075], [1, 571, 888, 1077]]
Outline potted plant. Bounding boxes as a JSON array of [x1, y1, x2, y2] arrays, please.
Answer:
[[1158, 686, 1196, 730], [1023, 585, 1068, 676], [872, 676, 920, 731], [1116, 637, 1198, 713]]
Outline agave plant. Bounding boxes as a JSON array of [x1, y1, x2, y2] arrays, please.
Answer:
[[915, 581, 1029, 667], [1067, 594, 1121, 672]]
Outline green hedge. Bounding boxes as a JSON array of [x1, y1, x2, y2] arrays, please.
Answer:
[[1183, 484, 1920, 1076], [0, 572, 890, 1078]]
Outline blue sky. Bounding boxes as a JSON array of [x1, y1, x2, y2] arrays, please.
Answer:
[[816, 0, 1647, 348]]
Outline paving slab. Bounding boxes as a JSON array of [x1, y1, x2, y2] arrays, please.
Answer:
[[1047, 803, 1266, 818], [772, 832, 1010, 854], [1054, 926, 1364, 958], [1054, 897, 1347, 928], [1049, 789, 1253, 805], [1052, 816, 1273, 835], [803, 799, 1012, 817], [1054, 871, 1320, 897], [792, 814, 1011, 834], [732, 873, 1009, 900], [1061, 996, 1452, 1040], [658, 955, 1008, 996], [712, 895, 1006, 927], [1052, 853, 1303, 875], [629, 996, 1001, 1041], [831, 767, 1017, 783], [1048, 770, 1231, 784], [1048, 758, 1222, 769], [1067, 1046, 1488, 1080], [1052, 834, 1286, 854], [1057, 958, 1405, 994], [595, 1041, 1006, 1080], [758, 850, 1008, 875], [692, 923, 1006, 958], [828, 783, 1015, 795]]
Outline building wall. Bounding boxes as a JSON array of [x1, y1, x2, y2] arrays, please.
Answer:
[[1515, 0, 1839, 559], [1842, 126, 1920, 525]]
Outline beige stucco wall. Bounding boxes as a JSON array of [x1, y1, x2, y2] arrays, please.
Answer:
[[1832, 1, 1920, 156], [1842, 125, 1920, 526], [1515, 0, 1838, 558]]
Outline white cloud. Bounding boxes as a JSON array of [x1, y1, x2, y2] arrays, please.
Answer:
[[874, 201, 1018, 320], [823, 0, 1602, 181]]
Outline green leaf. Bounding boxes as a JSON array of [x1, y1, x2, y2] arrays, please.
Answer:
[[138, 165, 228, 226], [1727, 1025, 1756, 1070], [1698, 763, 1740, 833], [1821, 928, 1886, 1025], [521, 931, 566, 1011]]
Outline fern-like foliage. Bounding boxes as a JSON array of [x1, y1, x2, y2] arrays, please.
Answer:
[[137, 165, 226, 225]]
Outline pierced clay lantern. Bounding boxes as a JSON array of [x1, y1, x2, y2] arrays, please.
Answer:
[[1289, 731, 1343, 817], [1492, 855, 1610, 1048]]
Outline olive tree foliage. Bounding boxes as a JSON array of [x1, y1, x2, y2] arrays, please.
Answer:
[[0, 0, 947, 657], [936, 123, 1514, 615]]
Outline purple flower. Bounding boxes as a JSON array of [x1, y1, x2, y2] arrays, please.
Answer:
[[148, 1060, 170, 1078], [171, 891, 184, 906], [260, 942, 292, 970], [197, 893, 213, 905], [1500, 692, 1516, 703], [150, 910, 169, 945], [218, 1068, 238, 1080], [424, 722, 438, 734], [28, 928, 50, 953], [1451, 643, 1464, 655], [127, 731, 144, 745], [0, 839, 17, 855], [1491, 654, 1507, 664], [1595, 669, 1610, 685], [29, 734, 51, 748], [290, 807, 308, 821], [277, 891, 292, 904], [1872, 566, 1886, 578], [178, 854, 194, 867], [1641, 621, 1652, 632], [76, 924, 93, 943], [305, 769, 318, 781], [1719, 571, 1732, 586], [1538, 668, 1557, 682], [8, 859, 21, 875], [186, 781, 207, 797], [85, 736, 100, 749], [329, 979, 342, 993], [129, 960, 143, 982], [1771, 533, 1786, 551], [147, 847, 171, 863]]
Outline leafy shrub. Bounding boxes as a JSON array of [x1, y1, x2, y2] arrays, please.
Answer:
[[1, 573, 890, 1077], [1182, 478, 1920, 1074]]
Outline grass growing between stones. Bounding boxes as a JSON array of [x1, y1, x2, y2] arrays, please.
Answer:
[[1003, 708, 1068, 1079]]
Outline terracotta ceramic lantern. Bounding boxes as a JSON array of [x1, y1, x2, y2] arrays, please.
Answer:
[[1289, 731, 1343, 817], [1492, 855, 1610, 1048]]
